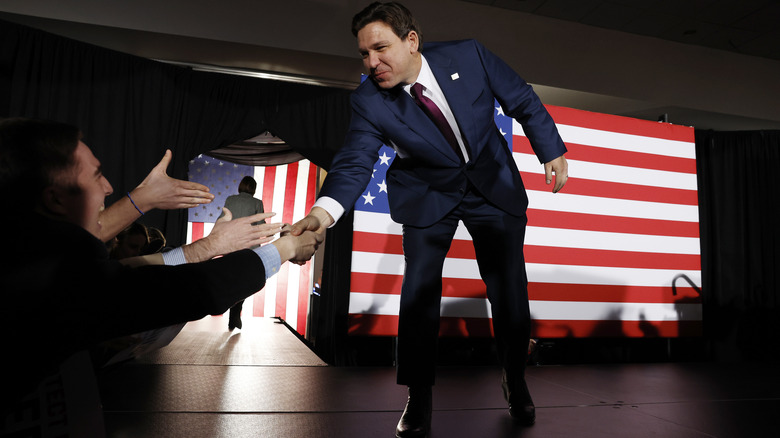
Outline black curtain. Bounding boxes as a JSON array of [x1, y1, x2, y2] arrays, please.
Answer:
[[695, 130, 780, 360], [0, 19, 351, 247]]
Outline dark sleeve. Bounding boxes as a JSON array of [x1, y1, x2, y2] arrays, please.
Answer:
[[83, 249, 267, 343], [471, 40, 567, 163]]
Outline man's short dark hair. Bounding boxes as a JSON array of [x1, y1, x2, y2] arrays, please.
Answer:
[[238, 176, 257, 195], [352, 2, 423, 51], [0, 118, 81, 211]]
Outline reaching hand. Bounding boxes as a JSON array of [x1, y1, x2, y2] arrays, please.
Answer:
[[206, 211, 280, 256], [273, 231, 325, 265], [132, 149, 215, 211], [544, 154, 569, 193], [290, 206, 333, 236]]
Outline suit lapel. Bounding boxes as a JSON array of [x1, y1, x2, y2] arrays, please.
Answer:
[[378, 86, 458, 164]]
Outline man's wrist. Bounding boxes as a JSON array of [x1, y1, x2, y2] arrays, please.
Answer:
[[311, 198, 341, 227], [128, 186, 154, 214], [310, 206, 335, 229]]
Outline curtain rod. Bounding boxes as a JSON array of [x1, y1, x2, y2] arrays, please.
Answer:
[[156, 60, 358, 90]]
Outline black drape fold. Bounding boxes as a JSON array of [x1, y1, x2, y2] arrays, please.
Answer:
[[695, 129, 780, 360], [0, 19, 351, 246]]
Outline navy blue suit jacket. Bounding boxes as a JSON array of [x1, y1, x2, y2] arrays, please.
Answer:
[[320, 39, 566, 227]]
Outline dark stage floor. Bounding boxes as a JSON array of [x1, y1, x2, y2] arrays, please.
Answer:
[[96, 317, 779, 437]]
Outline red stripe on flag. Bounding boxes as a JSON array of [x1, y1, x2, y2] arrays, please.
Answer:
[[545, 105, 695, 143], [348, 314, 702, 337], [283, 162, 298, 224], [528, 282, 701, 304], [350, 272, 701, 303], [532, 319, 703, 337], [527, 209, 700, 238], [297, 263, 311, 336], [522, 170, 698, 205], [190, 222, 204, 242], [522, 171, 699, 205], [524, 245, 701, 270], [262, 166, 276, 217], [306, 164, 317, 211]]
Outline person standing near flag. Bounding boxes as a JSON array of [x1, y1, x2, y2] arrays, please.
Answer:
[[219, 175, 265, 330], [291, 2, 568, 436]]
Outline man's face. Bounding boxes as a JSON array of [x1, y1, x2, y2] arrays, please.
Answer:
[[56, 142, 113, 237], [357, 21, 421, 89]]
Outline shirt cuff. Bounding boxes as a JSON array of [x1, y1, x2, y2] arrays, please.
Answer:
[[162, 247, 187, 266], [254, 244, 282, 279], [313, 196, 344, 227]]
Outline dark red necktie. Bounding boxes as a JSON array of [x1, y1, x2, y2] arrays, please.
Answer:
[[411, 82, 464, 162]]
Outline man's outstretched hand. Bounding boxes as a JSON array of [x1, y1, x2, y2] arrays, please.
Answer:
[[289, 206, 334, 236], [133, 149, 215, 211]]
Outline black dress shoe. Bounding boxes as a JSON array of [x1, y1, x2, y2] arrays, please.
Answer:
[[502, 371, 535, 426], [396, 386, 432, 438]]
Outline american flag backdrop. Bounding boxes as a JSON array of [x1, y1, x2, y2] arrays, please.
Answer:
[[187, 154, 318, 336], [348, 104, 702, 338]]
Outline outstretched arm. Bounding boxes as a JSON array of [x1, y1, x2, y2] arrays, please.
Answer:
[[98, 149, 215, 242], [119, 209, 280, 267]]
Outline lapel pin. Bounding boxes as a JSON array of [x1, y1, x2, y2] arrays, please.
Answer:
[[451, 73, 459, 80]]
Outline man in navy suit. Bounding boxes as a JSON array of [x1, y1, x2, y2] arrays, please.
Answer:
[[292, 2, 568, 436]]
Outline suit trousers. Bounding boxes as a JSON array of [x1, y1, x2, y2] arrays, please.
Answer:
[[396, 187, 531, 386]]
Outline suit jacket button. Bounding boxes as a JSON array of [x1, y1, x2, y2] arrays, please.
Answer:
[[459, 187, 465, 193]]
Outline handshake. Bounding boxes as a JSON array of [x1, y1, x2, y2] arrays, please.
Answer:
[[208, 208, 326, 265]]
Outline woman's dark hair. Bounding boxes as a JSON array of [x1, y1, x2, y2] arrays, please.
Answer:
[[238, 176, 257, 195]]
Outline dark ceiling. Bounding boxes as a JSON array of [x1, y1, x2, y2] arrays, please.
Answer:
[[463, 0, 780, 61]]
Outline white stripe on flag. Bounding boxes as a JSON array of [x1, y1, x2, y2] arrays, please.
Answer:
[[515, 121, 697, 159], [526, 190, 700, 222]]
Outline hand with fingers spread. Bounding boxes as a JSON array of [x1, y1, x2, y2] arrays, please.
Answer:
[[131, 149, 215, 210], [189, 210, 282, 261]]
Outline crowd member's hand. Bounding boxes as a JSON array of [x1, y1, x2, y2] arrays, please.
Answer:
[[182, 209, 282, 263], [544, 154, 569, 193], [206, 209, 281, 255], [131, 149, 214, 211], [273, 231, 325, 264]]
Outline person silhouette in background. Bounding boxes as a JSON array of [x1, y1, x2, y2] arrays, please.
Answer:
[[219, 176, 265, 330]]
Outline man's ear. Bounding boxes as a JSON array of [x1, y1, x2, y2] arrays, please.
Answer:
[[41, 185, 69, 216], [407, 30, 419, 53]]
